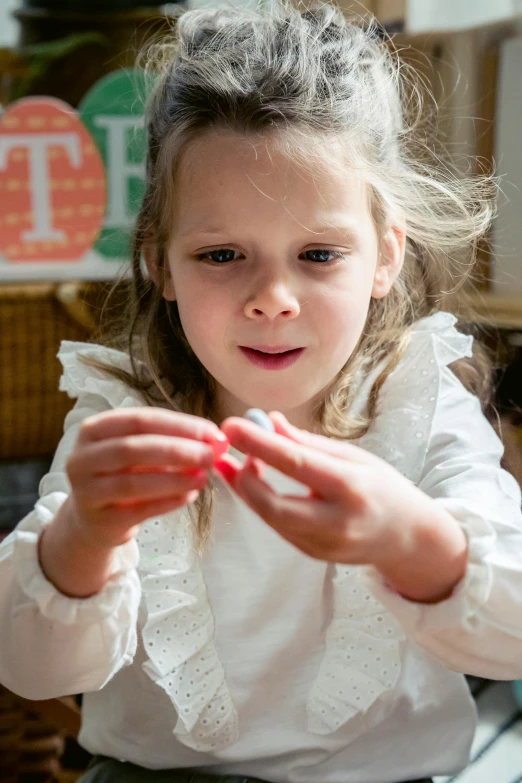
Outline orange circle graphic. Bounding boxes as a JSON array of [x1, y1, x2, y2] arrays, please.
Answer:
[[0, 97, 106, 263]]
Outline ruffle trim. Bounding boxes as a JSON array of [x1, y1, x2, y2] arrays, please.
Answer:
[[138, 514, 238, 751], [56, 341, 238, 751], [433, 500, 494, 630], [411, 311, 473, 367], [307, 567, 405, 734], [306, 311, 473, 735], [354, 311, 472, 484], [58, 340, 148, 408], [11, 492, 139, 626]]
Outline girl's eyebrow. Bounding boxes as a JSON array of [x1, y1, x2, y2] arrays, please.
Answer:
[[304, 221, 360, 240], [180, 222, 360, 240], [179, 225, 230, 238]]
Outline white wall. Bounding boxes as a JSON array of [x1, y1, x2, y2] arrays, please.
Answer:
[[0, 0, 19, 47], [407, 0, 522, 33]]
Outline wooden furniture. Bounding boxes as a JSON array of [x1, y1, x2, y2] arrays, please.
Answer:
[[0, 685, 81, 782]]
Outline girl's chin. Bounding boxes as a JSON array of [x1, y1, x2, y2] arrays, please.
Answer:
[[213, 373, 329, 420], [225, 390, 317, 418]]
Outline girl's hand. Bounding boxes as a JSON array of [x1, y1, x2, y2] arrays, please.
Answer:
[[64, 407, 228, 549], [220, 413, 468, 603]]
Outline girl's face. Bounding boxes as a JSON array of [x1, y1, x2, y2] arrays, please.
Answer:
[[161, 132, 404, 428]]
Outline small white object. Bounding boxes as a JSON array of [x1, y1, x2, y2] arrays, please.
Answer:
[[244, 408, 275, 432]]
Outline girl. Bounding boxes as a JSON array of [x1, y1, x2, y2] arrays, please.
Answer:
[[1, 4, 522, 783]]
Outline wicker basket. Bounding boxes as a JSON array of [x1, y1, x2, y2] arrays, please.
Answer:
[[0, 685, 73, 783], [0, 282, 113, 461], [0, 686, 24, 783]]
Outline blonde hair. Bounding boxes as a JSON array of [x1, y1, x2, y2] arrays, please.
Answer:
[[90, 1, 495, 548]]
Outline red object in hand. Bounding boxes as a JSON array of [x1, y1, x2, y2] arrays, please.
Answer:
[[211, 433, 229, 460], [214, 458, 238, 484]]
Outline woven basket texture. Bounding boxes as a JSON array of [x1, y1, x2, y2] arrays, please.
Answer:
[[0, 283, 114, 460]]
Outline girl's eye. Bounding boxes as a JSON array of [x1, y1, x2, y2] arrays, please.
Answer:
[[197, 248, 238, 264], [195, 247, 344, 264], [302, 249, 343, 263]]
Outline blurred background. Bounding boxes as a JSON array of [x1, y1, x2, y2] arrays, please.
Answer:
[[0, 0, 18, 47], [0, 1, 522, 781]]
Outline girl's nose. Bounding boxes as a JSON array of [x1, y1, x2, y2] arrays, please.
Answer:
[[244, 278, 300, 321]]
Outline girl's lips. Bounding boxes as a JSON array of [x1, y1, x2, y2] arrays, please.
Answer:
[[239, 346, 305, 370]]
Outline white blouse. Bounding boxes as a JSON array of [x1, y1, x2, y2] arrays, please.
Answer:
[[1, 312, 522, 783]]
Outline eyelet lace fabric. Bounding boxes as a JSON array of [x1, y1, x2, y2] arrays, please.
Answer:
[[356, 312, 473, 485], [306, 312, 473, 735], [307, 566, 405, 734], [58, 341, 239, 752], [56, 312, 473, 748], [58, 341, 151, 410], [138, 514, 239, 751]]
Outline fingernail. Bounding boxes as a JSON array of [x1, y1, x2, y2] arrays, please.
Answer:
[[212, 433, 229, 460]]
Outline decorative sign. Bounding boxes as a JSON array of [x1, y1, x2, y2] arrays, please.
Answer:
[[79, 68, 147, 260], [0, 97, 106, 266], [0, 68, 150, 281]]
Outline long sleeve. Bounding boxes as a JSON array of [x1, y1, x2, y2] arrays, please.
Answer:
[[0, 391, 141, 699], [366, 361, 522, 680]]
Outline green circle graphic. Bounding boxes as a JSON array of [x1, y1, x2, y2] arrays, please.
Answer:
[[79, 68, 151, 260]]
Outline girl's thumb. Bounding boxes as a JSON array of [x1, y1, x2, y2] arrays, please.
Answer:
[[269, 411, 303, 442]]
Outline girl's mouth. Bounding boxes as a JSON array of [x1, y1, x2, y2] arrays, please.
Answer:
[[239, 346, 305, 370]]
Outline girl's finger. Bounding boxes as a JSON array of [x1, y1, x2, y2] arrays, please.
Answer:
[[221, 417, 347, 498], [69, 435, 215, 478], [84, 469, 209, 508], [214, 452, 243, 484], [78, 407, 227, 451], [96, 490, 201, 534], [269, 412, 370, 463], [235, 464, 335, 542]]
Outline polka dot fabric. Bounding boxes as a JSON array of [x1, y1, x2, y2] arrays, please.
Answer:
[[307, 567, 405, 734], [356, 312, 472, 485], [139, 515, 239, 751]]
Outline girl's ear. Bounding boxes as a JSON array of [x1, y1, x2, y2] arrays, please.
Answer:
[[143, 238, 176, 301], [371, 219, 406, 299]]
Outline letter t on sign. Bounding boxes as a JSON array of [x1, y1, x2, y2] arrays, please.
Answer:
[[0, 133, 81, 242]]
